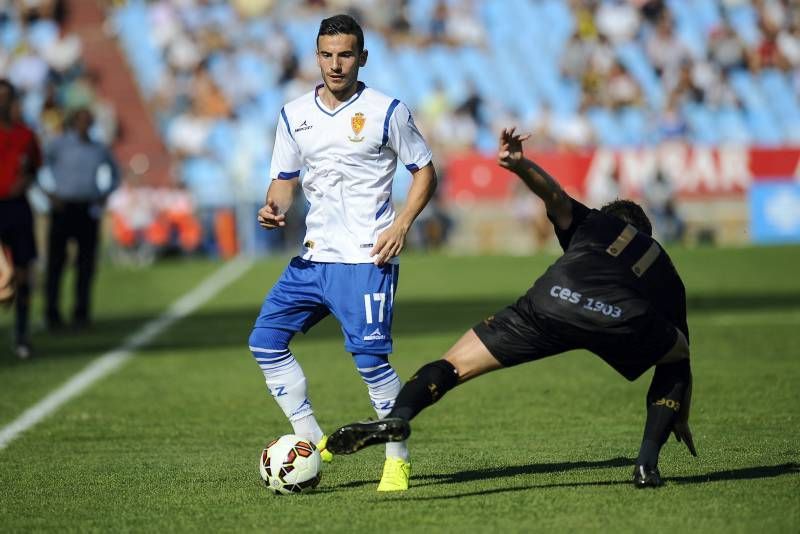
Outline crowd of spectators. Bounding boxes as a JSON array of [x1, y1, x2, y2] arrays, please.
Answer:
[[0, 0, 116, 146], [120, 0, 800, 167], [7, 1, 799, 257]]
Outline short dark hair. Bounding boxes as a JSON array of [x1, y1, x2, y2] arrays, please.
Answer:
[[317, 14, 364, 52], [600, 199, 653, 236]]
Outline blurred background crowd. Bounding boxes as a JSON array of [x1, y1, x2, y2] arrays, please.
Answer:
[[2, 0, 799, 260]]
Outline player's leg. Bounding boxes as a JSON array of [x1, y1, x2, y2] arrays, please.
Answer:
[[249, 326, 323, 440], [12, 264, 33, 359], [326, 262, 411, 489], [327, 328, 504, 455], [73, 205, 100, 326], [390, 329, 502, 421], [635, 328, 693, 488], [352, 352, 406, 457], [5, 199, 38, 358], [328, 303, 565, 455], [45, 205, 69, 329], [249, 258, 330, 452]]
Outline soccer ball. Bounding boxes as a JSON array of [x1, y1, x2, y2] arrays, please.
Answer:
[[259, 434, 322, 495]]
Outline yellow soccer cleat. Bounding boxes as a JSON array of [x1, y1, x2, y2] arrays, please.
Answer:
[[377, 457, 411, 492], [317, 435, 334, 463]]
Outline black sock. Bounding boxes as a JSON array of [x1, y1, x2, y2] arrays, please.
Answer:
[[388, 359, 459, 421], [637, 359, 691, 468], [15, 281, 31, 343]]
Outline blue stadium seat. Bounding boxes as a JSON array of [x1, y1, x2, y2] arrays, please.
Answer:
[[729, 70, 767, 112], [181, 157, 234, 208], [759, 69, 800, 120], [283, 19, 319, 61], [0, 19, 22, 50], [746, 109, 784, 146], [428, 45, 469, 103], [683, 103, 719, 145], [395, 46, 436, 109], [587, 107, 625, 147], [725, 3, 760, 46], [206, 120, 237, 165], [715, 107, 751, 144], [408, 0, 438, 31], [618, 107, 650, 146], [616, 43, 664, 109], [26, 19, 58, 52]]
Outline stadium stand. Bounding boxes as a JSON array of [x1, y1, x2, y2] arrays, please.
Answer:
[[107, 0, 799, 180], [4, 0, 799, 253]]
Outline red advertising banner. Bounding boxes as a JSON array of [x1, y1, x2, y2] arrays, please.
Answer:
[[444, 145, 800, 202]]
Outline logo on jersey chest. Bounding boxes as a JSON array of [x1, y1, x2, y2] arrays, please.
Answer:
[[294, 120, 313, 133], [348, 112, 366, 142]]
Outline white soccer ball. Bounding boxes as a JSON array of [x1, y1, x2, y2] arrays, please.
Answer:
[[259, 434, 322, 495]]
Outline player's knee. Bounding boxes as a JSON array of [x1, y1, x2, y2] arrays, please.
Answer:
[[352, 353, 389, 370], [658, 329, 690, 364], [248, 327, 293, 354], [412, 359, 460, 398]]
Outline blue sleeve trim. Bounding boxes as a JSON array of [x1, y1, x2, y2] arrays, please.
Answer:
[[380, 99, 401, 149], [405, 163, 419, 172], [375, 196, 391, 219], [280, 107, 295, 142], [277, 170, 300, 179]]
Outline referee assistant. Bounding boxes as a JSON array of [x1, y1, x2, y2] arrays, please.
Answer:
[[44, 107, 119, 329]]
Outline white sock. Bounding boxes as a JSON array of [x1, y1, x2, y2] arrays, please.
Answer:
[[357, 362, 409, 461], [253, 347, 324, 444]]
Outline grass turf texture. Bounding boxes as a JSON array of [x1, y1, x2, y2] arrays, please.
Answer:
[[1, 246, 798, 532]]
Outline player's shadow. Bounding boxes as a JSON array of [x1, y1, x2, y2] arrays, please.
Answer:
[[375, 462, 799, 500], [333, 457, 634, 490], [0, 298, 513, 362], [5, 290, 800, 363]]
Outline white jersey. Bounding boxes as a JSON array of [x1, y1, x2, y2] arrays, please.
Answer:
[[269, 82, 432, 263]]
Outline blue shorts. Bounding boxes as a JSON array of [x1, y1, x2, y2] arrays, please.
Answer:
[[254, 257, 400, 354]]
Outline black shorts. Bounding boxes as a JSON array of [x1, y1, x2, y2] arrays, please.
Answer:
[[0, 197, 37, 266], [472, 294, 679, 381]]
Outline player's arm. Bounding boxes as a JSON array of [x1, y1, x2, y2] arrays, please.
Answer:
[[371, 163, 437, 265], [258, 177, 297, 230], [498, 128, 574, 230], [260, 108, 302, 230]]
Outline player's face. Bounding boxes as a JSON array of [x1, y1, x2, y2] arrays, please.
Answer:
[[316, 34, 367, 97]]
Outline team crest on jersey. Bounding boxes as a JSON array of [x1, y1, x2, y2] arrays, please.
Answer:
[[349, 112, 366, 142]]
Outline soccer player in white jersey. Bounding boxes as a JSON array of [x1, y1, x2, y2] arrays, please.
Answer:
[[249, 14, 436, 492]]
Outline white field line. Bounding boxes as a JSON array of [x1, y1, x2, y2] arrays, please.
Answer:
[[0, 257, 253, 451]]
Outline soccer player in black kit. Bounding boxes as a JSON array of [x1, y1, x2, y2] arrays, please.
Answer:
[[328, 128, 697, 488]]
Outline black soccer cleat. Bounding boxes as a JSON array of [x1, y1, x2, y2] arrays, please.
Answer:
[[326, 417, 411, 455], [633, 464, 663, 488]]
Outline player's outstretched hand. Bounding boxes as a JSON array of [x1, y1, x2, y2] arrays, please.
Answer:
[[498, 127, 531, 171], [371, 223, 407, 266], [257, 199, 286, 230], [673, 381, 698, 456]]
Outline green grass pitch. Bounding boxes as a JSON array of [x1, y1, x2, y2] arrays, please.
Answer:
[[1, 246, 798, 532]]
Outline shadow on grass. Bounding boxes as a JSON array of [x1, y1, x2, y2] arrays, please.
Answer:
[[3, 291, 799, 364], [334, 457, 634, 489], [372, 462, 800, 500]]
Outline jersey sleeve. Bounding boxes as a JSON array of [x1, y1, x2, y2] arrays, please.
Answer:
[[549, 197, 592, 251], [386, 102, 432, 172], [268, 108, 302, 181]]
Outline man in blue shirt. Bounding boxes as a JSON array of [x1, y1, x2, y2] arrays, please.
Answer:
[[44, 108, 119, 329]]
